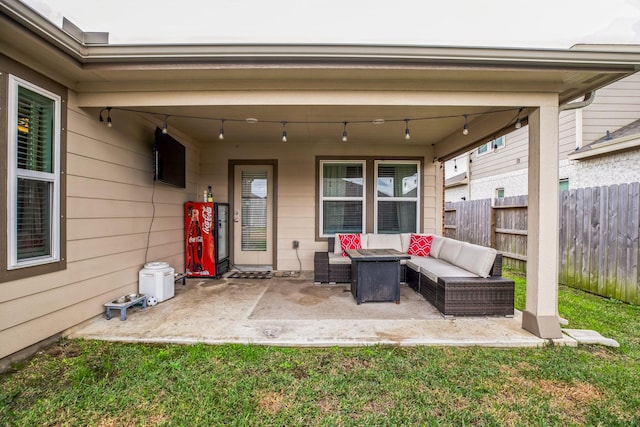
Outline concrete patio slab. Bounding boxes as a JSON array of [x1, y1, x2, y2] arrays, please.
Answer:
[[67, 273, 577, 348]]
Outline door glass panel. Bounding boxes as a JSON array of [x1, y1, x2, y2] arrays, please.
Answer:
[[241, 170, 267, 251]]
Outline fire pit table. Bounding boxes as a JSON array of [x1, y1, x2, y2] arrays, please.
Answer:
[[345, 248, 410, 304]]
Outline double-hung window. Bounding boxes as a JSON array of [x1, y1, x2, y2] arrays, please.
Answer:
[[7, 75, 61, 269], [318, 158, 421, 237], [319, 161, 365, 236], [375, 161, 419, 233]]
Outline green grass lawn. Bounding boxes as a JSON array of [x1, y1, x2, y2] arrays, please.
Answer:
[[2, 275, 639, 426]]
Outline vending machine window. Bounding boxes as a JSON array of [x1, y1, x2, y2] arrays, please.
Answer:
[[214, 203, 230, 276]]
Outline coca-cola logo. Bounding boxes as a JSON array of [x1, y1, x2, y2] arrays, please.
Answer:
[[202, 206, 213, 234], [188, 236, 203, 243]]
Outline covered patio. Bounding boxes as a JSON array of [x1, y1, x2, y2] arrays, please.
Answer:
[[3, 0, 640, 363], [68, 274, 574, 348]]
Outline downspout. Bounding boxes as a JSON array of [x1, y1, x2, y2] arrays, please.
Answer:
[[559, 91, 595, 111], [559, 91, 594, 152], [554, 91, 594, 326]]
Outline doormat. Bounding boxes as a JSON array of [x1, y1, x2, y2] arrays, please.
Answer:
[[228, 271, 273, 279]]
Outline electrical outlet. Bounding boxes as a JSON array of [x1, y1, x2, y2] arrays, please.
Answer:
[[292, 240, 299, 249]]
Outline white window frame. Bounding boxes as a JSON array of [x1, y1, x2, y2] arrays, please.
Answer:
[[319, 160, 366, 237], [7, 75, 61, 269], [477, 136, 505, 156], [374, 160, 420, 234]]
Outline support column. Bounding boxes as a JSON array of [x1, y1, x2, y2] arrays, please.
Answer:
[[522, 106, 563, 339]]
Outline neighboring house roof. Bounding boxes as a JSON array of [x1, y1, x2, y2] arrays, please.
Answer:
[[569, 118, 640, 160], [445, 172, 468, 188]]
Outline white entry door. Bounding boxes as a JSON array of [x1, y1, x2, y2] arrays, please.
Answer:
[[233, 164, 273, 268]]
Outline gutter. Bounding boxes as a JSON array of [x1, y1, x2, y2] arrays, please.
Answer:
[[4, 0, 640, 69]]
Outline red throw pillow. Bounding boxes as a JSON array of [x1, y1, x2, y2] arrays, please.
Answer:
[[339, 233, 362, 256], [408, 234, 433, 257]]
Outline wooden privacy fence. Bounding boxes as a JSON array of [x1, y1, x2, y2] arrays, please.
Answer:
[[445, 183, 639, 305], [444, 195, 528, 272]]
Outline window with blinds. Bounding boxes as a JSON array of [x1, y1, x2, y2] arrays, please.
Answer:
[[375, 161, 419, 233], [319, 161, 365, 236], [241, 170, 268, 251], [8, 76, 60, 268]]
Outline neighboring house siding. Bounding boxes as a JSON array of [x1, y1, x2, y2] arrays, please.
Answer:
[[0, 92, 196, 360], [200, 142, 437, 272], [445, 72, 640, 201], [470, 127, 528, 181], [582, 73, 640, 145], [470, 169, 528, 200], [559, 109, 577, 157], [566, 150, 640, 189], [446, 185, 468, 202]]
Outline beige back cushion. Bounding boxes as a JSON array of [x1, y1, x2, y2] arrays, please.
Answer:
[[455, 242, 497, 278], [366, 233, 402, 252], [430, 235, 446, 259], [400, 233, 412, 253], [438, 238, 464, 264]]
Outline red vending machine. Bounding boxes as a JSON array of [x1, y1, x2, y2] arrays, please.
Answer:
[[184, 202, 216, 278]]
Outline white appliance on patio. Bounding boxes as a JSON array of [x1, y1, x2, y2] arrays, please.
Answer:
[[139, 262, 175, 302]]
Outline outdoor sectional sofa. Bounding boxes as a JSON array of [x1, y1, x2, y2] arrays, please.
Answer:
[[314, 233, 514, 316]]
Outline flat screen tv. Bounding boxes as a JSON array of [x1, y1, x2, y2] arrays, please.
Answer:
[[154, 127, 186, 188]]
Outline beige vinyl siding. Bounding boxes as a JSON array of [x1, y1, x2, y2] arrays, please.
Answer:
[[199, 141, 436, 271], [582, 72, 640, 145], [559, 109, 577, 157], [470, 127, 528, 180], [0, 92, 197, 359]]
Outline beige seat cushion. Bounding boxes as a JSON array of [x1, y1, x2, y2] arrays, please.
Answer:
[[407, 256, 478, 282], [328, 252, 352, 265]]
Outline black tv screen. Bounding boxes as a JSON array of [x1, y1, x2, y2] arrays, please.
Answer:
[[154, 127, 186, 188]]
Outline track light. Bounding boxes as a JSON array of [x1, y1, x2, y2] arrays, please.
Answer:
[[342, 121, 348, 142], [162, 116, 168, 134], [515, 107, 523, 129], [463, 115, 469, 136], [218, 119, 225, 140], [281, 121, 287, 142], [404, 119, 411, 140], [99, 107, 113, 127]]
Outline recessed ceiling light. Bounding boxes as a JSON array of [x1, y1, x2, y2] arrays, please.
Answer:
[[245, 118, 259, 123], [373, 119, 385, 124]]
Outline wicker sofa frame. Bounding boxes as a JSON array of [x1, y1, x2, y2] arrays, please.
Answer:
[[314, 236, 514, 316]]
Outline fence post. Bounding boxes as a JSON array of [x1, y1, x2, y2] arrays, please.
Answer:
[[490, 202, 496, 249]]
